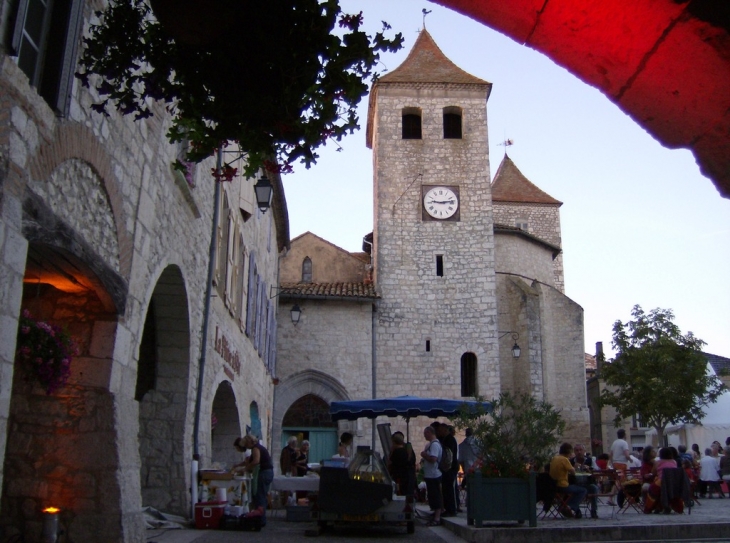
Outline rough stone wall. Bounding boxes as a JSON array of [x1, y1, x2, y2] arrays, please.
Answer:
[[492, 202, 564, 292], [372, 84, 500, 401], [494, 233, 556, 288], [533, 282, 590, 444], [280, 232, 368, 283], [273, 299, 373, 459], [0, 17, 279, 540]]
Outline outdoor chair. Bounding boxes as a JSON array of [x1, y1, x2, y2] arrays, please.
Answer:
[[536, 473, 573, 519], [661, 468, 692, 515]]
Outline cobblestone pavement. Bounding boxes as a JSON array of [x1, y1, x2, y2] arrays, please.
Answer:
[[148, 497, 730, 543]]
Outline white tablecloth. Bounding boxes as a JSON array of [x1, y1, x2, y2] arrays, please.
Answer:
[[271, 476, 320, 492]]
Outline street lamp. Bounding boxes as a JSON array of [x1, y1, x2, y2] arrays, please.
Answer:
[[254, 175, 273, 213], [290, 304, 301, 325], [498, 331, 521, 359]]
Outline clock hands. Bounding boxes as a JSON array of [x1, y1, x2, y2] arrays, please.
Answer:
[[428, 199, 455, 205]]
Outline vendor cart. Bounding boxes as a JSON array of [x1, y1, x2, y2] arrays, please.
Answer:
[[310, 451, 415, 534]]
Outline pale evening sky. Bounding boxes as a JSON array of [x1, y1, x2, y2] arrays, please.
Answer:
[[283, 0, 730, 359]]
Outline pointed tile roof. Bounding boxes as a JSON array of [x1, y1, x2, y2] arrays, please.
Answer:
[[491, 155, 562, 205], [367, 29, 491, 148], [378, 29, 490, 86]]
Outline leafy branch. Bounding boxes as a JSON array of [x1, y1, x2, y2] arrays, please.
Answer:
[[76, 0, 403, 177]]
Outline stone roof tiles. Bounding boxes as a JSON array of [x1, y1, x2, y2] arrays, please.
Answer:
[[279, 282, 379, 300], [491, 155, 562, 206]]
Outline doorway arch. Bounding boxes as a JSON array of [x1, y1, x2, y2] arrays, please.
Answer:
[[136, 265, 191, 517], [210, 381, 241, 469]]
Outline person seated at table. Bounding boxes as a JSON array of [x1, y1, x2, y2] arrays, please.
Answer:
[[549, 443, 588, 519], [570, 444, 595, 472], [639, 445, 656, 502], [570, 443, 599, 518], [595, 453, 610, 470], [699, 446, 724, 498], [337, 432, 353, 459], [644, 447, 683, 513], [280, 436, 298, 477]]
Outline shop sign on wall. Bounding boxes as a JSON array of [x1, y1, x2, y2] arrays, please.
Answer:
[[214, 325, 241, 381]]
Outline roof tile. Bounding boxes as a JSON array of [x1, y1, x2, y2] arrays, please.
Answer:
[[492, 155, 562, 205], [280, 282, 379, 300]]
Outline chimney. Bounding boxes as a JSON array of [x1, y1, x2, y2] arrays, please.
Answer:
[[595, 342, 604, 375]]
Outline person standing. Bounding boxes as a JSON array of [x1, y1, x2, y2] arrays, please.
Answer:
[[420, 426, 442, 526], [458, 428, 479, 474], [609, 429, 630, 472], [337, 432, 353, 459], [295, 440, 310, 477], [699, 447, 724, 498], [432, 422, 458, 517], [235, 435, 275, 526]]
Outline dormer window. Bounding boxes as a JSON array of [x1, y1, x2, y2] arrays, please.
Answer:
[[443, 107, 462, 139], [402, 107, 422, 139], [302, 257, 312, 283]]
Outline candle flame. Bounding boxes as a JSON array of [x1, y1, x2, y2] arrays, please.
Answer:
[[43, 507, 60, 514]]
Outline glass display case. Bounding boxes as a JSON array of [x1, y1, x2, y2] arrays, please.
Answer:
[[348, 450, 393, 485]]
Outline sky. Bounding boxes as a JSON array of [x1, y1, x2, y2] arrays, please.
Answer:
[[282, 0, 730, 359]]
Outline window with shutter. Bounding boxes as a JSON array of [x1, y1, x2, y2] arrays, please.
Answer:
[[216, 195, 230, 297], [266, 299, 276, 374], [236, 236, 246, 325], [245, 253, 256, 337], [11, 0, 84, 116], [253, 276, 262, 351]]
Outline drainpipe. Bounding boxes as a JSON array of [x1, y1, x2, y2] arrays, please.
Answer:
[[371, 302, 377, 451], [191, 149, 222, 515]]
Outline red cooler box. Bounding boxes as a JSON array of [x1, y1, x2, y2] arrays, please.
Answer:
[[195, 501, 227, 529]]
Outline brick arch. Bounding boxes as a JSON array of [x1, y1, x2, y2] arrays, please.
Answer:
[[271, 370, 349, 461], [28, 123, 132, 277]]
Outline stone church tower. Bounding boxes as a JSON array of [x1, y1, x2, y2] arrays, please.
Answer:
[[366, 29, 500, 400], [274, 30, 590, 456]]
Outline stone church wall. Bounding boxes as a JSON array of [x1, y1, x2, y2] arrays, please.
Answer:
[[280, 232, 368, 283], [494, 233, 556, 287], [492, 202, 564, 292]]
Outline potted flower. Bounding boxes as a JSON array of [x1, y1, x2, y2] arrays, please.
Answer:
[[453, 392, 565, 527], [15, 310, 79, 395]]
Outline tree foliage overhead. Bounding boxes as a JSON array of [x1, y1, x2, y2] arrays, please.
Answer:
[[599, 305, 724, 443], [76, 0, 403, 177], [453, 393, 565, 479]]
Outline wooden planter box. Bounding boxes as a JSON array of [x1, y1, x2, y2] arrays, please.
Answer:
[[466, 472, 536, 527]]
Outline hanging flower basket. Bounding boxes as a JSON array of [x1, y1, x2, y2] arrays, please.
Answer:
[[15, 310, 79, 395]]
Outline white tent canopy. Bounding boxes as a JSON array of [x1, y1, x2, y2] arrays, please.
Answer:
[[644, 362, 730, 449]]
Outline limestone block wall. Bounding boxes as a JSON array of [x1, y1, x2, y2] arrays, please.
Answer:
[[492, 202, 564, 292], [280, 232, 368, 284], [273, 299, 373, 458], [494, 233, 556, 288], [371, 84, 500, 400]]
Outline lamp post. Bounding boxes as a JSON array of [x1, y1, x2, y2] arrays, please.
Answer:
[[254, 175, 273, 212]]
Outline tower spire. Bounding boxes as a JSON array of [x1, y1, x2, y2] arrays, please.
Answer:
[[422, 8, 432, 29]]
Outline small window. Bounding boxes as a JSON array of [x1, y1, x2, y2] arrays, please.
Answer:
[[515, 220, 528, 231], [12, 0, 85, 116], [302, 257, 312, 283], [425, 340, 431, 352], [461, 352, 477, 397], [402, 108, 422, 139], [443, 107, 462, 139], [436, 255, 444, 277]]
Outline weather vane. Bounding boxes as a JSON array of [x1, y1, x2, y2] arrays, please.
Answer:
[[497, 138, 514, 155], [422, 8, 432, 28]]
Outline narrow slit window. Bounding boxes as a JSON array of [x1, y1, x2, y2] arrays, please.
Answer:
[[436, 255, 444, 277], [426, 340, 431, 352]]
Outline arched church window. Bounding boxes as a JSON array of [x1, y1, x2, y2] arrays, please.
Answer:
[[443, 107, 462, 139], [302, 257, 312, 283], [461, 352, 477, 397], [402, 107, 422, 139]]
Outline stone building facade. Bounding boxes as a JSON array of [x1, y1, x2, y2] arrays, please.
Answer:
[[275, 30, 589, 458], [0, 3, 288, 541]]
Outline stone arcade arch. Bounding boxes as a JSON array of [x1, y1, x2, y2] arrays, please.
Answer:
[[136, 265, 192, 517], [1, 243, 122, 542], [272, 370, 350, 471], [210, 381, 241, 469]]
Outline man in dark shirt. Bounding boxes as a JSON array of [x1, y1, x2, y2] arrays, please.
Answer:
[[432, 422, 459, 516]]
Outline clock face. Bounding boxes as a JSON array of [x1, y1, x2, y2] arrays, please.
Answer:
[[423, 186, 459, 219]]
